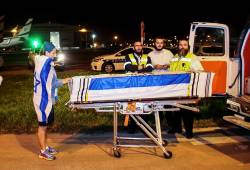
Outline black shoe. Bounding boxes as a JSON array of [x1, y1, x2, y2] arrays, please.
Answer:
[[185, 132, 193, 139]]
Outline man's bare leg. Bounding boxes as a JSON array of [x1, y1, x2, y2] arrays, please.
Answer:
[[38, 126, 47, 151]]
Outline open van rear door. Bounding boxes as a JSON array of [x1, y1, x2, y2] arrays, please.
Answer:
[[237, 23, 250, 95], [189, 22, 230, 95], [223, 23, 250, 130]]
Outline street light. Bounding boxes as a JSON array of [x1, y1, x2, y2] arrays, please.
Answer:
[[33, 40, 39, 48], [113, 35, 118, 46], [11, 26, 18, 37], [92, 34, 96, 44], [79, 28, 88, 48], [79, 28, 87, 33], [11, 28, 17, 33]]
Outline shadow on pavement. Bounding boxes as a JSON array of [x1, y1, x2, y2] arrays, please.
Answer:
[[194, 127, 250, 163], [15, 134, 39, 155]]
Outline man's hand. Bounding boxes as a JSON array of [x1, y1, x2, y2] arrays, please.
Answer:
[[138, 65, 144, 70], [62, 78, 71, 84], [163, 64, 170, 69], [155, 64, 162, 69], [155, 64, 169, 70]]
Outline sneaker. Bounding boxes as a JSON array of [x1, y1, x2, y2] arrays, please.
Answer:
[[186, 134, 193, 139], [46, 146, 58, 155], [39, 150, 55, 161]]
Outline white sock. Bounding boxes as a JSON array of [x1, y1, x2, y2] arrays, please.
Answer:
[[41, 149, 46, 153]]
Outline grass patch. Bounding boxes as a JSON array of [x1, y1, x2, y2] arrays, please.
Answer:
[[198, 97, 227, 120], [0, 70, 122, 133]]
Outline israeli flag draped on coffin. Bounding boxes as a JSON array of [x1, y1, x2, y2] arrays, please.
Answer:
[[69, 72, 214, 103]]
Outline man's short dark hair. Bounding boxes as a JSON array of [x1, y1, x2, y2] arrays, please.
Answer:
[[178, 39, 190, 49], [134, 41, 142, 46], [155, 36, 166, 42], [178, 38, 189, 42]]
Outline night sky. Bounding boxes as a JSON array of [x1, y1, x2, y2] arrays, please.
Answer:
[[1, 1, 249, 42]]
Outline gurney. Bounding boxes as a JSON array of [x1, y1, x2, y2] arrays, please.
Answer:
[[67, 72, 214, 158]]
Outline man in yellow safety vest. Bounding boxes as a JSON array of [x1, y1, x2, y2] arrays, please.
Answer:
[[170, 39, 203, 72], [124, 41, 153, 134], [169, 39, 203, 139], [124, 41, 153, 73]]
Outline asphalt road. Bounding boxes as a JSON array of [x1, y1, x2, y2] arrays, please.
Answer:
[[0, 126, 250, 170]]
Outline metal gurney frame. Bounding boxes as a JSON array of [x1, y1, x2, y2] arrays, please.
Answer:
[[67, 97, 200, 159]]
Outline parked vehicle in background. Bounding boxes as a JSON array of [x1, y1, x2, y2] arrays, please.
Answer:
[[91, 46, 154, 73]]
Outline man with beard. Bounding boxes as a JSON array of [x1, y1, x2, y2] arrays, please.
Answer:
[[124, 41, 153, 73], [170, 39, 203, 72], [148, 37, 174, 72], [169, 39, 203, 139], [124, 41, 153, 133]]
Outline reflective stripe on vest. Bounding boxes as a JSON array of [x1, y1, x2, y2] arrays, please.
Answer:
[[171, 57, 192, 62], [170, 52, 193, 71], [128, 53, 148, 66]]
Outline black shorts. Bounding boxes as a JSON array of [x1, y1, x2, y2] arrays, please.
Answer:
[[38, 107, 55, 126]]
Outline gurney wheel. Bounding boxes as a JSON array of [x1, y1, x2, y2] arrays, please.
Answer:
[[163, 151, 172, 159], [113, 150, 121, 158]]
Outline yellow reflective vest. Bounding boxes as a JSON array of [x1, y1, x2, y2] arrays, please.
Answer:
[[169, 52, 194, 71], [128, 53, 148, 66]]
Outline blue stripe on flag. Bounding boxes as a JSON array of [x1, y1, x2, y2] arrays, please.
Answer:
[[89, 74, 190, 90], [39, 58, 52, 122]]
